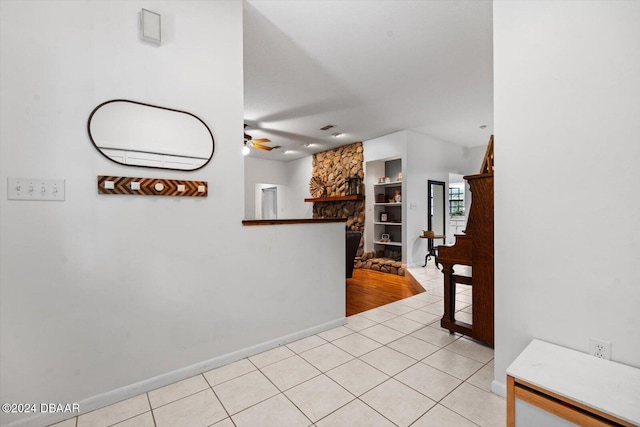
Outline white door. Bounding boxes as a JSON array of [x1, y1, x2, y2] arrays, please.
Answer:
[[261, 187, 277, 220]]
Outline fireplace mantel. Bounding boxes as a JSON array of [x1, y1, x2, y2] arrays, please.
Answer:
[[304, 195, 364, 203], [242, 218, 347, 226]]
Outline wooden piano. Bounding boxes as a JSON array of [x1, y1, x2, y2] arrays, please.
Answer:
[[438, 136, 494, 346]]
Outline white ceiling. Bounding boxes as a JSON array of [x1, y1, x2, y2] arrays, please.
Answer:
[[243, 0, 494, 161]]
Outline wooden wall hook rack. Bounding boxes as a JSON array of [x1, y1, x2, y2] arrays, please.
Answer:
[[97, 175, 208, 197]]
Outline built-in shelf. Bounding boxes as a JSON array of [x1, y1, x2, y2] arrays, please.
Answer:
[[375, 241, 402, 246], [304, 195, 365, 203], [375, 181, 403, 187], [372, 169, 403, 258]]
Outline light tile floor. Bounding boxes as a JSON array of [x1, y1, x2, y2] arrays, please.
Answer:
[[51, 264, 504, 427]]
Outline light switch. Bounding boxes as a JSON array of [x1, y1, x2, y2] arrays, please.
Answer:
[[141, 9, 161, 45], [7, 177, 65, 201], [104, 181, 115, 189], [130, 182, 141, 190]]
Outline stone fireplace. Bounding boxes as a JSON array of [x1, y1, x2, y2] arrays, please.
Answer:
[[309, 142, 405, 276], [311, 142, 365, 256]]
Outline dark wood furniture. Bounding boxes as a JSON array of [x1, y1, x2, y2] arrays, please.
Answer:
[[346, 231, 361, 278], [437, 136, 494, 346], [419, 235, 445, 268], [438, 173, 494, 346]]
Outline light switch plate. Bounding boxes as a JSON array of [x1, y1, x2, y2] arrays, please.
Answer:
[[7, 177, 65, 201], [141, 9, 161, 45]]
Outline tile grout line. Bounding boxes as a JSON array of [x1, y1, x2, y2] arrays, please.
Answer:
[[145, 392, 157, 427], [206, 374, 234, 426]]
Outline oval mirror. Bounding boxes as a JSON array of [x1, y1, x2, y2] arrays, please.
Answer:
[[88, 100, 214, 170]]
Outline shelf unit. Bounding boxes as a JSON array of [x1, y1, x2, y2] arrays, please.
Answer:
[[373, 180, 403, 258]]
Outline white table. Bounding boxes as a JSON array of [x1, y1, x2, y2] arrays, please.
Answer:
[[506, 339, 640, 427]]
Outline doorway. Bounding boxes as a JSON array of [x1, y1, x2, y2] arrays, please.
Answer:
[[428, 180, 446, 251], [261, 186, 278, 220]]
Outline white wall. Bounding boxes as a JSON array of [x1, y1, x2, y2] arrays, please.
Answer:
[[493, 0, 640, 405], [244, 156, 312, 219], [405, 131, 472, 266], [283, 156, 313, 219], [464, 145, 487, 175], [363, 131, 407, 165], [0, 2, 344, 426], [244, 157, 288, 219]]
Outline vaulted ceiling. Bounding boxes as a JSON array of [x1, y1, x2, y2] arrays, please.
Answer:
[[243, 0, 493, 161]]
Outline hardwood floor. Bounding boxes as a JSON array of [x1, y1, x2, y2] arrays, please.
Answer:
[[346, 268, 424, 316]]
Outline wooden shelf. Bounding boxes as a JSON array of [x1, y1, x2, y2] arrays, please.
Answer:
[[374, 241, 402, 247], [374, 181, 402, 187], [304, 195, 364, 203], [242, 218, 347, 226]]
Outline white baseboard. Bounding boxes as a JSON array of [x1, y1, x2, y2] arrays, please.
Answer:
[[491, 379, 507, 397], [5, 317, 347, 427]]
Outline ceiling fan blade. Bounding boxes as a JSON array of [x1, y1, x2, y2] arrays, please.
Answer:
[[251, 142, 274, 151], [252, 138, 271, 143]]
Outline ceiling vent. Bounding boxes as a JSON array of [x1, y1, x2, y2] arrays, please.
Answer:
[[320, 124, 335, 131]]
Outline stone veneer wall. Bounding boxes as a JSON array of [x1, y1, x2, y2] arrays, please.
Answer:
[[311, 142, 404, 276], [312, 142, 365, 255], [355, 253, 405, 276]]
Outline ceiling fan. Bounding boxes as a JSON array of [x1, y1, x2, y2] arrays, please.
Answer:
[[244, 124, 281, 151]]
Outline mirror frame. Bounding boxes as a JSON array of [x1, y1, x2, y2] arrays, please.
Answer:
[[87, 99, 215, 171], [428, 180, 447, 249]]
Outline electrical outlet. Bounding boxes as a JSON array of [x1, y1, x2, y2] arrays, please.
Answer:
[[589, 338, 611, 360]]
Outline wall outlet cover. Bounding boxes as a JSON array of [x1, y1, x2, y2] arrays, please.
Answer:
[[589, 337, 612, 360]]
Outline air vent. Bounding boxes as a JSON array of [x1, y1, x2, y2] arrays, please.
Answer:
[[320, 124, 335, 131]]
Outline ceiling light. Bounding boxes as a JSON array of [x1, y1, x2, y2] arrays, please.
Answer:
[[283, 150, 293, 154], [320, 124, 335, 131], [304, 143, 315, 147], [479, 125, 487, 129], [331, 132, 342, 137], [242, 145, 250, 156]]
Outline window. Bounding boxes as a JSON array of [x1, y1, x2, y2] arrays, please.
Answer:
[[449, 187, 465, 216]]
